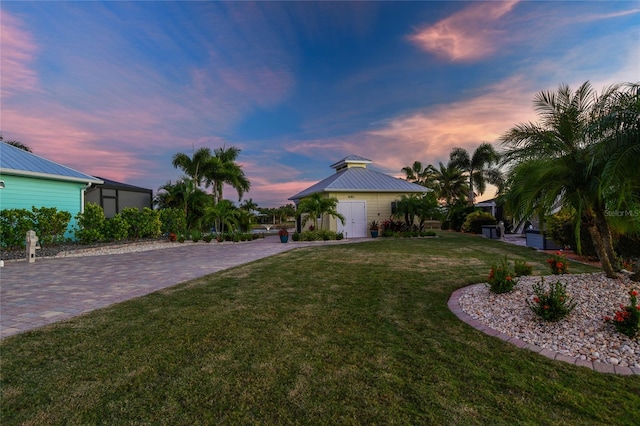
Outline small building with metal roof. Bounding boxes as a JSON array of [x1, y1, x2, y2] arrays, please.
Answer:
[[0, 142, 103, 238], [289, 155, 430, 238]]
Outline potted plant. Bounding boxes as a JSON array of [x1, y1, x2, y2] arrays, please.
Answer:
[[278, 227, 289, 243], [369, 220, 379, 238]]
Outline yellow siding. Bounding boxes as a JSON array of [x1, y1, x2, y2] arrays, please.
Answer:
[[323, 192, 410, 232]]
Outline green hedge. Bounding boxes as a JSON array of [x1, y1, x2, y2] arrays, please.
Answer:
[[0, 207, 72, 249]]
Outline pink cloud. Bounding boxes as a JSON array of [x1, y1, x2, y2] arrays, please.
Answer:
[[408, 1, 519, 61], [0, 12, 40, 96]]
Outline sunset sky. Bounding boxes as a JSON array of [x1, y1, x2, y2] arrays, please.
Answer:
[[1, 1, 638, 207]]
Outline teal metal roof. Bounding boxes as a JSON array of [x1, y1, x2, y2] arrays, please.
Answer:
[[289, 165, 430, 201], [0, 142, 102, 184]]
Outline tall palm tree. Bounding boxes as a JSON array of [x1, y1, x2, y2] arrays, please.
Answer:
[[171, 147, 213, 189], [207, 146, 251, 204], [296, 193, 345, 231], [402, 161, 435, 187], [501, 81, 631, 278], [449, 143, 502, 206], [432, 161, 469, 206]]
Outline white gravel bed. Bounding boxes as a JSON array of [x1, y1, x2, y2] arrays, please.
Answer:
[[53, 240, 202, 258], [458, 272, 640, 368]]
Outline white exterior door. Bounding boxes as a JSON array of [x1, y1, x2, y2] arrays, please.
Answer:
[[337, 201, 367, 238]]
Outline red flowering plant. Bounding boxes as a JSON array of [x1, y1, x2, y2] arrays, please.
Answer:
[[278, 227, 289, 237], [546, 251, 569, 274], [526, 277, 576, 321], [487, 256, 517, 294], [604, 289, 640, 338]]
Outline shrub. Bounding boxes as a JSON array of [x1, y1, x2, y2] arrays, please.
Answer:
[[0, 208, 35, 249], [120, 207, 161, 239], [102, 214, 129, 242], [605, 289, 640, 338], [527, 278, 577, 321], [191, 229, 202, 242], [75, 203, 105, 244], [514, 260, 533, 277], [292, 232, 300, 242], [31, 206, 71, 245], [487, 256, 517, 294], [178, 234, 186, 243], [462, 211, 497, 234], [448, 205, 476, 232], [298, 230, 338, 241], [203, 234, 213, 243], [381, 219, 405, 233], [336, 232, 344, 240], [546, 251, 569, 274], [546, 211, 597, 257], [159, 208, 187, 236]]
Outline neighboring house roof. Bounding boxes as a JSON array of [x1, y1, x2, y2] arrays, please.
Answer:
[[289, 155, 431, 201], [92, 176, 152, 193], [0, 142, 102, 185]]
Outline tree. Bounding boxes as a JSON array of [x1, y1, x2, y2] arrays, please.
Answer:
[[155, 179, 210, 230], [394, 193, 440, 230], [205, 199, 240, 235], [296, 193, 345, 231], [207, 146, 251, 204], [449, 143, 502, 206], [1, 136, 33, 152], [402, 161, 435, 187], [589, 82, 640, 237], [172, 147, 213, 188], [500, 81, 635, 278], [431, 161, 469, 206]]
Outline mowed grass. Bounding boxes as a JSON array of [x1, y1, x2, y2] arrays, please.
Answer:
[[1, 232, 639, 425]]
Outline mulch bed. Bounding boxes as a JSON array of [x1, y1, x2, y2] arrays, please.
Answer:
[[541, 249, 602, 269]]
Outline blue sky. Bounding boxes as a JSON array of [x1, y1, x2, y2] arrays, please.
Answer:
[[1, 1, 638, 207]]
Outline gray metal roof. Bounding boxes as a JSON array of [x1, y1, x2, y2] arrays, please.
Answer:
[[0, 142, 102, 184], [289, 167, 431, 201]]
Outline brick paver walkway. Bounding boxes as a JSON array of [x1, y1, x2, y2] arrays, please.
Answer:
[[0, 237, 363, 339]]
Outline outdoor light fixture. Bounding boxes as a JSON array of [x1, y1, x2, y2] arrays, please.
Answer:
[[0, 180, 5, 189]]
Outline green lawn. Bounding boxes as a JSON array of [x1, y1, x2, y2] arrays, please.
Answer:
[[2, 232, 639, 425]]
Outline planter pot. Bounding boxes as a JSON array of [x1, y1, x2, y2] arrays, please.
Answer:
[[370, 230, 379, 238], [280, 235, 289, 243]]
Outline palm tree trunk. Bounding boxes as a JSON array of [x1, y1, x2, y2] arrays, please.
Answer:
[[586, 223, 618, 278], [594, 207, 621, 273]]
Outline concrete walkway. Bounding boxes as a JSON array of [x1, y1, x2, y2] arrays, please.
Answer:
[[0, 237, 366, 339]]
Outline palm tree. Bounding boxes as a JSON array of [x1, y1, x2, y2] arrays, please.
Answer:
[[171, 147, 213, 189], [207, 146, 251, 204], [449, 143, 502, 206], [394, 193, 440, 230], [205, 199, 240, 236], [1, 137, 32, 152], [590, 82, 640, 233], [500, 81, 631, 278], [296, 193, 345, 231], [431, 161, 469, 206], [155, 179, 210, 230], [402, 161, 435, 187]]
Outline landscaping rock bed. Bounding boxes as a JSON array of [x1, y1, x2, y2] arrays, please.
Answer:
[[458, 272, 640, 368], [0, 238, 172, 261]]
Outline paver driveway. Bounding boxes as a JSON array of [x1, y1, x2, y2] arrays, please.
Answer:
[[0, 237, 363, 339]]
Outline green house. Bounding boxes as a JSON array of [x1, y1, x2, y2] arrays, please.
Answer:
[[0, 142, 103, 238]]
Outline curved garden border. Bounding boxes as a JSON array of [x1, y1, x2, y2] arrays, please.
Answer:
[[448, 284, 640, 376]]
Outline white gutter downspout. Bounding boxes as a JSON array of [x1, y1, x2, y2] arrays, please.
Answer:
[[82, 182, 93, 213]]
